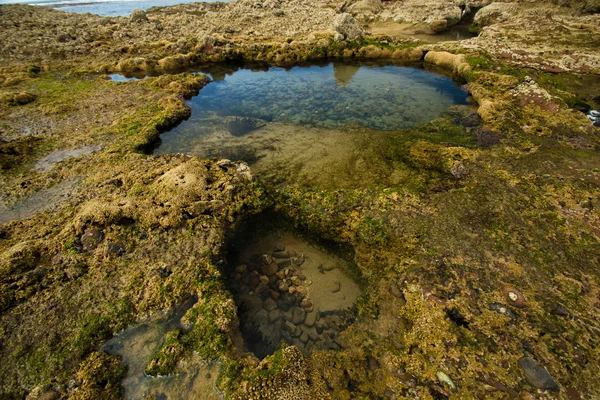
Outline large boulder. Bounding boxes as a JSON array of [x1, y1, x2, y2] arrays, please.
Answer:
[[473, 2, 518, 30], [333, 13, 364, 40]]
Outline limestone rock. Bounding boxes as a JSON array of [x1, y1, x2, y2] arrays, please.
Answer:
[[473, 2, 518, 30], [349, 0, 383, 15], [430, 19, 448, 33], [333, 13, 363, 40], [391, 1, 462, 25]]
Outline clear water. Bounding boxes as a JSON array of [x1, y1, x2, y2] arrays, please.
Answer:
[[109, 73, 143, 82], [154, 62, 470, 188], [225, 213, 361, 359], [161, 62, 467, 133], [102, 297, 223, 400]]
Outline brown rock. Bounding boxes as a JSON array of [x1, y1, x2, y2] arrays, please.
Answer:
[[262, 254, 273, 265], [278, 281, 289, 292], [81, 226, 104, 251], [259, 275, 269, 285], [270, 290, 281, 301], [261, 262, 278, 276], [430, 19, 448, 33], [235, 264, 247, 273], [292, 307, 306, 324], [503, 284, 527, 308], [272, 251, 289, 259], [300, 299, 312, 309]]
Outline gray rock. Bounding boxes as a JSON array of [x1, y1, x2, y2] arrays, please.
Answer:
[[81, 227, 104, 251], [518, 357, 559, 391], [300, 331, 309, 343], [263, 297, 278, 312], [489, 302, 516, 319], [292, 307, 306, 325], [332, 13, 363, 40], [254, 309, 269, 325], [304, 310, 317, 327], [284, 321, 295, 332], [105, 242, 126, 257]]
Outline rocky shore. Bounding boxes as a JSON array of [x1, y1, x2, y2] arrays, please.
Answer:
[[1, 0, 600, 399]]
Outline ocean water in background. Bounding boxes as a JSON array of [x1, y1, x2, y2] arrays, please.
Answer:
[[0, 0, 224, 17]]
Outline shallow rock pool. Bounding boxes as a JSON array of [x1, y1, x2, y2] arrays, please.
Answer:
[[154, 62, 471, 188]]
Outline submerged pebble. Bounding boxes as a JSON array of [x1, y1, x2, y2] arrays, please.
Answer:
[[227, 241, 357, 358]]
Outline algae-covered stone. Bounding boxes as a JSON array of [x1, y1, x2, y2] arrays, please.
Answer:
[[81, 227, 104, 251], [518, 357, 559, 391], [130, 8, 148, 22]]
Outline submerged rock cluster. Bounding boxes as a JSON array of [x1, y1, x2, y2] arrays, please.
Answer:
[[229, 245, 355, 358]]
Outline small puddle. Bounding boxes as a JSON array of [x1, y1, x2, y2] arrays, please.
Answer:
[[225, 215, 361, 358], [33, 145, 101, 173], [109, 74, 146, 82], [102, 297, 223, 400], [0, 177, 80, 225]]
